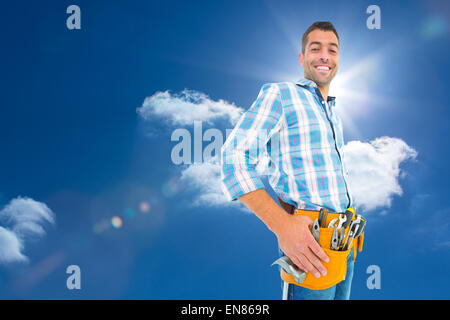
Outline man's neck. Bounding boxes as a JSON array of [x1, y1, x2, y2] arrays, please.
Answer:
[[317, 85, 329, 102], [304, 76, 330, 101]]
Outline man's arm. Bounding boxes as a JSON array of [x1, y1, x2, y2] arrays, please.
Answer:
[[238, 189, 329, 278], [220, 83, 282, 201], [220, 83, 328, 277]]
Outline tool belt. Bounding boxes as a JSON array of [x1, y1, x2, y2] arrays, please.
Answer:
[[277, 198, 365, 290]]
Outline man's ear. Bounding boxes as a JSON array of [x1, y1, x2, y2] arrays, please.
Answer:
[[299, 52, 304, 67]]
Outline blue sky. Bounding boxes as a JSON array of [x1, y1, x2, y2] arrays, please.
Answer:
[[0, 0, 449, 299]]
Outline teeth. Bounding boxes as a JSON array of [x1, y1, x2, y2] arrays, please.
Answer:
[[316, 66, 330, 70]]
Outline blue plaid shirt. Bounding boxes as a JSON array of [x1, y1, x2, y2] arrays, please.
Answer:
[[220, 78, 352, 213]]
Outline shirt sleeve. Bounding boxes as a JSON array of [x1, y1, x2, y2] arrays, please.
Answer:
[[220, 83, 284, 201]]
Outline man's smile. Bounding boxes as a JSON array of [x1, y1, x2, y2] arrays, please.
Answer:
[[314, 64, 332, 74]]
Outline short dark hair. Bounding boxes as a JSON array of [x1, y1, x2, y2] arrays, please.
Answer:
[[302, 21, 339, 53]]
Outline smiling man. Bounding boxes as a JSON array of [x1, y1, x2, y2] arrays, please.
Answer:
[[221, 22, 356, 300], [300, 24, 339, 99]]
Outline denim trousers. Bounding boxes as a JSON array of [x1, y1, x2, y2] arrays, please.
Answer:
[[279, 248, 354, 300]]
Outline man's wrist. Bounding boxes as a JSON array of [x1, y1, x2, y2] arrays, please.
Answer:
[[238, 189, 292, 237], [267, 208, 292, 236]]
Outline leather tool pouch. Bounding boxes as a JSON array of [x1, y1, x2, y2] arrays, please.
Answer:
[[277, 198, 364, 290]]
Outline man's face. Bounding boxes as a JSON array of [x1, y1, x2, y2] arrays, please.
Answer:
[[299, 29, 339, 87]]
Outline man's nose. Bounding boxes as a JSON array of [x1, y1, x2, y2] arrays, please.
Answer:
[[319, 48, 329, 61]]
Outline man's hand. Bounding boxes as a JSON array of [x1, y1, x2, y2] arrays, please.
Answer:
[[237, 189, 329, 278], [274, 214, 329, 278]]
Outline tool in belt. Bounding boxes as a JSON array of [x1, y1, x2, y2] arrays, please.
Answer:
[[271, 198, 366, 290]]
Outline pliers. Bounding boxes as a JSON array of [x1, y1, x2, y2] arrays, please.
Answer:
[[341, 214, 363, 251], [327, 209, 354, 229]]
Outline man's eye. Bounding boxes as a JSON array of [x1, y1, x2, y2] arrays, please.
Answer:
[[311, 48, 319, 51]]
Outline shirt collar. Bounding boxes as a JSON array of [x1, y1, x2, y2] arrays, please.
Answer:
[[296, 78, 336, 104], [296, 77, 317, 88]]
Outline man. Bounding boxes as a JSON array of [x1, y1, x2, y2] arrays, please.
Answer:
[[220, 22, 355, 300]]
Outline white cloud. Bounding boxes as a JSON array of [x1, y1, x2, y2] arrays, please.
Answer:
[[0, 197, 55, 265], [137, 89, 244, 126], [178, 153, 271, 209], [180, 160, 241, 208], [0, 226, 27, 263], [343, 136, 418, 213]]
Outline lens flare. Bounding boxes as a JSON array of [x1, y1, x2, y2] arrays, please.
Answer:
[[161, 178, 182, 198], [93, 218, 110, 234], [421, 15, 448, 39], [111, 216, 123, 228], [125, 208, 134, 219], [139, 201, 150, 213]]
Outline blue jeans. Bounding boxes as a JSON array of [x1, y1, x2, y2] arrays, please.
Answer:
[[278, 248, 354, 300]]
